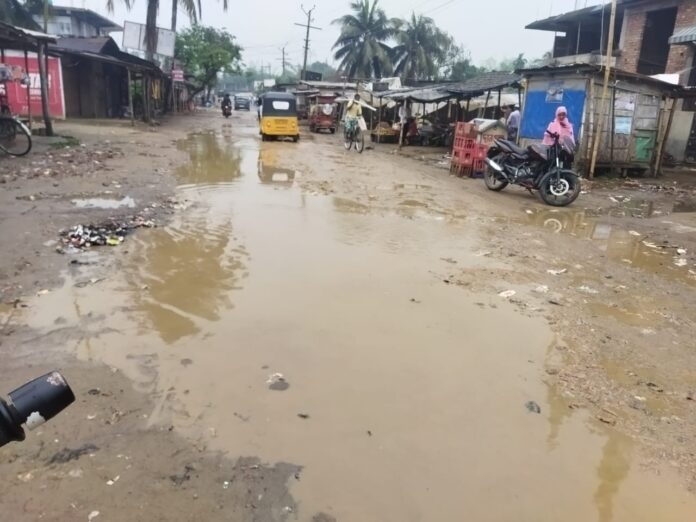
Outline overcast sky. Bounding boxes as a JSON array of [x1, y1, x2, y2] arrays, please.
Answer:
[[69, 0, 605, 70]]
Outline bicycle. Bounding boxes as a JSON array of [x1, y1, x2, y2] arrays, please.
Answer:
[[343, 117, 365, 154], [0, 79, 33, 157]]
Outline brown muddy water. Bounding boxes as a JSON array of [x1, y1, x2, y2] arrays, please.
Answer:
[[24, 132, 696, 520]]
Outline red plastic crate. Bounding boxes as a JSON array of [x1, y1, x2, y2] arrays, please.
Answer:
[[451, 148, 474, 167], [474, 144, 489, 161], [472, 158, 485, 174], [453, 137, 476, 153], [455, 122, 476, 139]]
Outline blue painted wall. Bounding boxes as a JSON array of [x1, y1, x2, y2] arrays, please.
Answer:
[[520, 81, 587, 141]]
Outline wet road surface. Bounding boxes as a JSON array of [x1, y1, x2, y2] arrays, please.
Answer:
[[25, 122, 696, 521]]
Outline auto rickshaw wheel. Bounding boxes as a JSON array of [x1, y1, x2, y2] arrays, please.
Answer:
[[293, 135, 299, 143], [261, 133, 267, 142], [330, 128, 336, 134]]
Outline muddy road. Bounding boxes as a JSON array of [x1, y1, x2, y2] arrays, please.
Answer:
[[1, 111, 696, 521]]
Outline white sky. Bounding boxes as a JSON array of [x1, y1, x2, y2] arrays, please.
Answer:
[[62, 0, 605, 71]]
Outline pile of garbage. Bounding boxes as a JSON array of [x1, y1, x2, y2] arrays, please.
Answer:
[[59, 216, 155, 250]]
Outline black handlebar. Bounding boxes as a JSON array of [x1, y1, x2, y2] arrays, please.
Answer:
[[0, 371, 74, 448], [545, 130, 559, 139]]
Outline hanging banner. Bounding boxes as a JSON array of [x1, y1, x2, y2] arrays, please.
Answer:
[[0, 50, 65, 119]]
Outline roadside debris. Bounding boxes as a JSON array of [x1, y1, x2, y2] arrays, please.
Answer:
[[48, 443, 99, 464], [297, 413, 310, 419], [499, 290, 516, 299], [547, 268, 567, 276], [267, 373, 289, 391], [525, 401, 541, 414], [59, 217, 155, 249], [88, 511, 100, 521]]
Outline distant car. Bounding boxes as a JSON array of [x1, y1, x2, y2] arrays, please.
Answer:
[[234, 95, 251, 111]]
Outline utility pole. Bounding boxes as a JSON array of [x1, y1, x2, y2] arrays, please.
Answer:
[[278, 45, 288, 76], [294, 5, 321, 81]]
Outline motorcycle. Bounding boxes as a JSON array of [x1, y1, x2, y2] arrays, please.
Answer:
[[0, 371, 74, 447], [222, 104, 232, 118], [484, 131, 581, 207]]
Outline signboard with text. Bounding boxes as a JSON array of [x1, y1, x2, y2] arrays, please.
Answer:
[[172, 69, 184, 82], [0, 51, 65, 119]]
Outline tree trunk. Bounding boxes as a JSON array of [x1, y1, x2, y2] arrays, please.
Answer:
[[37, 43, 53, 136], [171, 0, 178, 31]]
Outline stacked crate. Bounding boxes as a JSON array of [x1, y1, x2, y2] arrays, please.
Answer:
[[450, 122, 490, 178]]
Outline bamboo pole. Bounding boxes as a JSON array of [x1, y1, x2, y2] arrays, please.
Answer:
[[37, 43, 53, 136], [654, 97, 677, 177], [127, 69, 135, 126], [24, 49, 31, 129], [588, 0, 618, 180]]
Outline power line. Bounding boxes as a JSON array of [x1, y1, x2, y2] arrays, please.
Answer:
[[294, 4, 321, 81]]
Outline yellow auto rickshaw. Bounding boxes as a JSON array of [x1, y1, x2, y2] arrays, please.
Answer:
[[259, 92, 300, 142]]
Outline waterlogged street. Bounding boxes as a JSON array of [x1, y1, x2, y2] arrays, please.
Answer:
[[1, 112, 696, 521]]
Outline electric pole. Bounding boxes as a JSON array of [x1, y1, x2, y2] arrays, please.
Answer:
[[278, 45, 288, 76], [294, 5, 321, 81]]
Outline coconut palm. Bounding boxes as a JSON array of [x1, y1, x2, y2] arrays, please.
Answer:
[[391, 13, 450, 81], [332, 0, 395, 79]]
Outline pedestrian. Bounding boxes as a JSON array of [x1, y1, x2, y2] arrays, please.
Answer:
[[506, 104, 521, 142], [398, 102, 410, 146], [542, 106, 575, 146]]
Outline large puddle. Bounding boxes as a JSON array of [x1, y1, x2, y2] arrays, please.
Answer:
[[27, 130, 696, 520]]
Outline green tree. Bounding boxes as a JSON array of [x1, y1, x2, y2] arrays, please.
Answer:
[[441, 44, 484, 81], [307, 61, 339, 81], [175, 26, 242, 100], [391, 13, 449, 81], [332, 0, 395, 79]]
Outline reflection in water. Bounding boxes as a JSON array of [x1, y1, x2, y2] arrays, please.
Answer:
[[546, 382, 573, 450], [177, 131, 243, 185], [257, 149, 296, 185], [594, 431, 632, 522], [128, 217, 246, 345]]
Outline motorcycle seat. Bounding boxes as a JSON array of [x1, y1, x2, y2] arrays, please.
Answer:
[[497, 139, 528, 156]]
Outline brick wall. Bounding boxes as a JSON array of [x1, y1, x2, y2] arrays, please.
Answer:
[[618, 9, 647, 72], [666, 0, 696, 82]]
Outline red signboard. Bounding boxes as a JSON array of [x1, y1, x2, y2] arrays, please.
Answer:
[[172, 69, 184, 82], [0, 51, 65, 119]]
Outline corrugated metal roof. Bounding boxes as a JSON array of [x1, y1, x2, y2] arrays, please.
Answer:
[[51, 36, 114, 54], [447, 72, 522, 96], [669, 26, 696, 45]]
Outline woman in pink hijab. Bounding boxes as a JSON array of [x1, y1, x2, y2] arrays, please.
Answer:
[[542, 106, 575, 146]]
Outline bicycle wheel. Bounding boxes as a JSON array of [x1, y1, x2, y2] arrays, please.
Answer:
[[343, 128, 353, 151], [0, 118, 32, 157], [354, 129, 365, 153]]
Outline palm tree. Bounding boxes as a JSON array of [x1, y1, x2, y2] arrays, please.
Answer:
[[332, 0, 394, 79], [391, 13, 449, 81]]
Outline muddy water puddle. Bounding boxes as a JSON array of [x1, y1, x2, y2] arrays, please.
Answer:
[[521, 208, 696, 285], [24, 131, 696, 520]]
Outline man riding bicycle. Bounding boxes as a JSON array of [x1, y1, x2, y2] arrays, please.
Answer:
[[344, 93, 363, 136]]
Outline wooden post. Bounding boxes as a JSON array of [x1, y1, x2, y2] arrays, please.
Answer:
[[589, 0, 618, 180], [24, 49, 31, 129], [127, 69, 135, 126], [497, 89, 502, 120], [481, 90, 491, 118], [654, 96, 677, 177], [36, 43, 53, 136], [377, 96, 382, 144]]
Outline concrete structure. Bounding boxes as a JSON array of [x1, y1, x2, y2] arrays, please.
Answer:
[[527, 0, 696, 164]]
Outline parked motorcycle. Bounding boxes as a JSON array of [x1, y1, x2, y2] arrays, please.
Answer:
[[484, 131, 581, 207]]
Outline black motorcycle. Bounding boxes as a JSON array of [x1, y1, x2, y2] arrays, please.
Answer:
[[222, 104, 232, 118], [484, 131, 581, 207]]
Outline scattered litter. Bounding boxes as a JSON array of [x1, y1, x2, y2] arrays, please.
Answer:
[[68, 468, 84, 478], [642, 240, 659, 249], [88, 511, 100, 521], [677, 248, 687, 255], [641, 328, 656, 335], [297, 413, 310, 419], [598, 415, 616, 426], [409, 298, 421, 304], [674, 258, 687, 267], [646, 382, 664, 393], [533, 285, 549, 294], [367, 430, 373, 436], [525, 401, 541, 414], [75, 278, 103, 288], [525, 209, 534, 215], [440, 257, 457, 264], [17, 471, 34, 482], [267, 373, 289, 391], [48, 443, 99, 464], [36, 289, 50, 296], [629, 230, 641, 236], [578, 286, 599, 295], [547, 268, 567, 276], [60, 217, 155, 249], [86, 414, 97, 420], [106, 475, 120, 486], [223, 481, 230, 489], [474, 250, 492, 257], [499, 290, 516, 299], [634, 396, 647, 402]]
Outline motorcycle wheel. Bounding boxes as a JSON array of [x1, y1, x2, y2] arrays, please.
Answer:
[[538, 171, 581, 207], [484, 165, 508, 191]]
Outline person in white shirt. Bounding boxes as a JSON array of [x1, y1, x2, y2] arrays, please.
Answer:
[[398, 102, 410, 145]]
